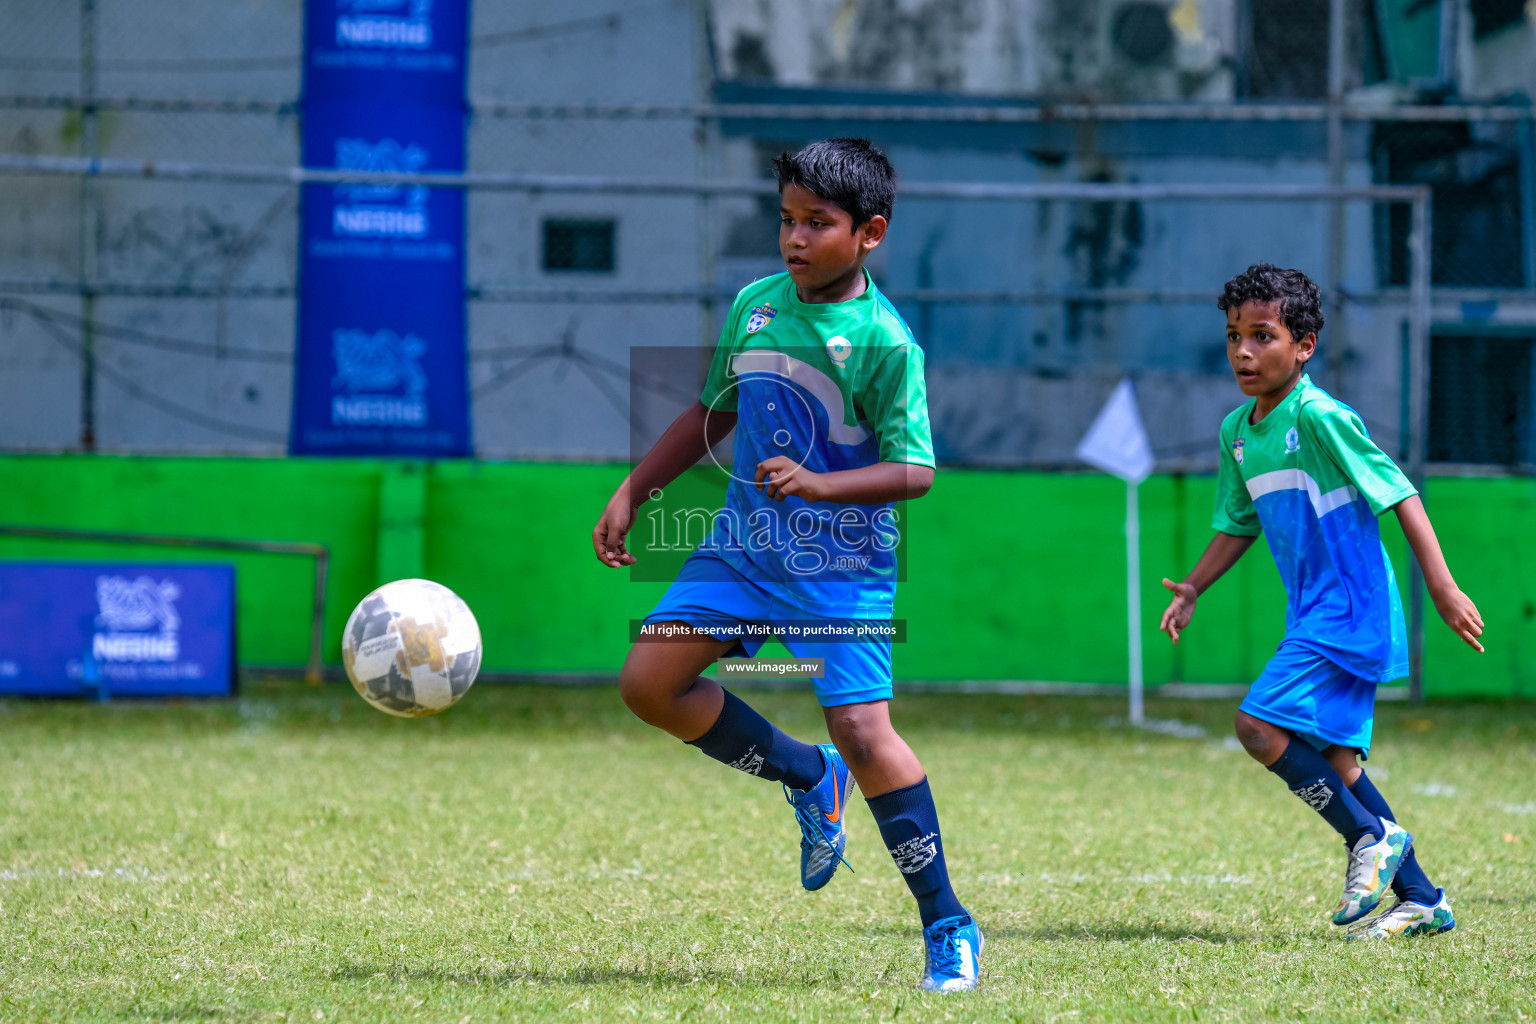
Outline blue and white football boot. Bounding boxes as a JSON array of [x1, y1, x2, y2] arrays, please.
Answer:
[[782, 743, 854, 891], [1332, 818, 1413, 925], [1345, 888, 1456, 941], [920, 911, 983, 992]]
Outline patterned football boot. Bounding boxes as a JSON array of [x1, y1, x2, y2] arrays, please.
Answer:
[[1346, 888, 1455, 941], [782, 743, 854, 891], [920, 911, 983, 992], [1332, 818, 1413, 925]]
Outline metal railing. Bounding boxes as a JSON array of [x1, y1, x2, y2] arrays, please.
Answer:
[[0, 153, 1437, 699]]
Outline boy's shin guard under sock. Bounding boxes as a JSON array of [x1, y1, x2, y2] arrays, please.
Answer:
[[1349, 771, 1439, 905], [867, 777, 965, 927], [686, 689, 825, 790], [1265, 738, 1383, 847]]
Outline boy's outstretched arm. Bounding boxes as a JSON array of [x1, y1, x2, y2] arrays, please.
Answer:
[[1392, 494, 1485, 652], [753, 456, 933, 504], [1159, 532, 1257, 644], [592, 401, 737, 568]]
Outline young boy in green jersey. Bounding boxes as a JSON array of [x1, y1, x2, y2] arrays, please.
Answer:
[[1159, 263, 1484, 939], [591, 139, 980, 990]]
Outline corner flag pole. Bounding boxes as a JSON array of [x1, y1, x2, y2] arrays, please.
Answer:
[[1126, 479, 1144, 725], [1075, 378, 1154, 729]]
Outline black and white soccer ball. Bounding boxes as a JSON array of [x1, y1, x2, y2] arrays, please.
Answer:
[[342, 579, 482, 717]]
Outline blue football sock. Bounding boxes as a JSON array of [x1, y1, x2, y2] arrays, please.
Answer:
[[866, 777, 965, 927], [1349, 771, 1439, 905], [1265, 738, 1383, 846], [686, 689, 824, 790]]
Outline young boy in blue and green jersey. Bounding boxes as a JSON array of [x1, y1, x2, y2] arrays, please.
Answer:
[[1159, 263, 1485, 940], [591, 139, 980, 991]]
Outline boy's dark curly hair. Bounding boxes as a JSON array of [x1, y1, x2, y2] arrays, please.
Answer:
[[773, 138, 896, 228], [1218, 263, 1325, 343]]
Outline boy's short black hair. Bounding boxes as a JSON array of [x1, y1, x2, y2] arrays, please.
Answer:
[[1218, 263, 1325, 342], [772, 138, 896, 228]]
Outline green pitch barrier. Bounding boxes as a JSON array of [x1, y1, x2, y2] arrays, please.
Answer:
[[0, 454, 1527, 697]]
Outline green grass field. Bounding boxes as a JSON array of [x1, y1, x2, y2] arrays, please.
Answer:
[[2, 681, 1533, 1023]]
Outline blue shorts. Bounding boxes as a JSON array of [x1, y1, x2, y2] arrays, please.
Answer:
[[642, 549, 894, 708], [1240, 641, 1377, 757]]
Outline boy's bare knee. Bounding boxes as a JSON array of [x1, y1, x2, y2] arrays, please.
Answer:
[[616, 668, 650, 719], [618, 662, 669, 724], [825, 707, 880, 769], [1234, 711, 1287, 763]]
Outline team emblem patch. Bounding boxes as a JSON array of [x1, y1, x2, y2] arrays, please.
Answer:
[[745, 304, 776, 334], [826, 335, 852, 369], [890, 832, 939, 874], [1293, 781, 1334, 811], [728, 745, 765, 776], [1285, 426, 1301, 454], [1232, 438, 1245, 465]]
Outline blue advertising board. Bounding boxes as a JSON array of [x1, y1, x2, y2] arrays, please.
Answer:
[[304, 0, 468, 106], [292, 0, 472, 457], [0, 563, 237, 698]]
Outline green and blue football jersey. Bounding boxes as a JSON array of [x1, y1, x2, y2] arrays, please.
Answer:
[[1214, 375, 1418, 683], [696, 269, 934, 618]]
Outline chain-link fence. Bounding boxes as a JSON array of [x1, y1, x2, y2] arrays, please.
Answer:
[[0, 0, 1532, 467]]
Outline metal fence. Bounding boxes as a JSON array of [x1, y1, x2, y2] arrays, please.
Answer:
[[0, 0, 1532, 464], [0, 157, 1440, 465]]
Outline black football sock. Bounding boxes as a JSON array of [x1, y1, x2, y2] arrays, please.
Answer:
[[867, 777, 965, 927], [1349, 771, 1439, 905], [1265, 738, 1383, 847], [686, 689, 824, 790]]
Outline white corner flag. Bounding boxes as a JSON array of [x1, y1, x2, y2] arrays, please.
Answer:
[[1076, 378, 1153, 725], [1075, 378, 1153, 484]]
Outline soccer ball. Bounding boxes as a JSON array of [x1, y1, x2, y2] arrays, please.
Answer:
[[342, 578, 482, 717]]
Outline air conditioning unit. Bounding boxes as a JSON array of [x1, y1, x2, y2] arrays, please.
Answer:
[[1109, 1, 1179, 66], [1102, 0, 1234, 100]]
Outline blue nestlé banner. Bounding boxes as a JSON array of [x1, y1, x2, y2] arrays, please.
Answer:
[[292, 0, 471, 456], [0, 563, 236, 697]]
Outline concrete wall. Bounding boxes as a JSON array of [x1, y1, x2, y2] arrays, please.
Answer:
[[0, 1, 1529, 467], [711, 0, 1239, 101]]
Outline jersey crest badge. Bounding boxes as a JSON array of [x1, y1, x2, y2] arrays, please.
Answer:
[[745, 303, 776, 334], [1232, 437, 1245, 465], [826, 335, 852, 369], [1285, 427, 1301, 454]]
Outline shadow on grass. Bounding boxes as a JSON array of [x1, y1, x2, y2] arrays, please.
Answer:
[[859, 921, 1253, 945], [133, 1005, 268, 1023], [330, 957, 829, 991]]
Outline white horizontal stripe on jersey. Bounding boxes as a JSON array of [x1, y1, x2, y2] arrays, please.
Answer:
[[1245, 467, 1359, 518]]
